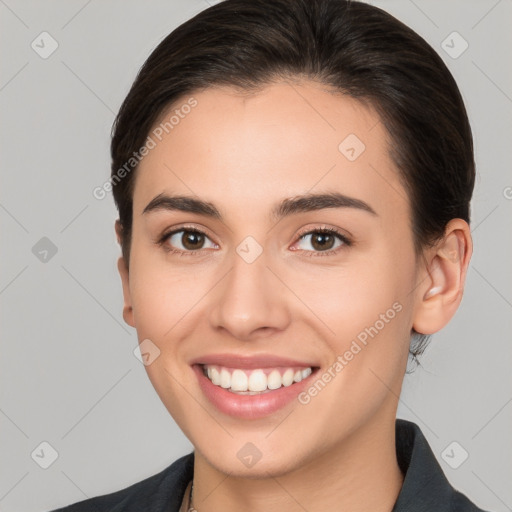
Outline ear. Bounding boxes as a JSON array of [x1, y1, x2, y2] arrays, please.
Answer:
[[412, 219, 472, 335], [115, 220, 135, 327]]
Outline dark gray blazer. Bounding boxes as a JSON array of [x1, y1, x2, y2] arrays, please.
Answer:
[[49, 419, 492, 511]]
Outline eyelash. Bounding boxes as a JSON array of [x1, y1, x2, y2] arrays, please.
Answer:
[[157, 225, 352, 258], [293, 226, 352, 257]]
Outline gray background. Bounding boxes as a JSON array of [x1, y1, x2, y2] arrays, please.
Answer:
[[0, 1, 511, 511]]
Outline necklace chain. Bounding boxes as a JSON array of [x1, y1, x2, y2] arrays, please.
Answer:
[[187, 480, 197, 512]]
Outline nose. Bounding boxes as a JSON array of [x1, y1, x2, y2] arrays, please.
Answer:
[[208, 248, 292, 341]]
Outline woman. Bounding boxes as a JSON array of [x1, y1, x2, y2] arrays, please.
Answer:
[[51, 0, 492, 510]]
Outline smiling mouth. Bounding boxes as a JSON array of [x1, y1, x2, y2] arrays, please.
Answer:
[[200, 364, 316, 394]]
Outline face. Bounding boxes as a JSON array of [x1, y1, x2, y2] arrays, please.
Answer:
[[119, 80, 422, 477]]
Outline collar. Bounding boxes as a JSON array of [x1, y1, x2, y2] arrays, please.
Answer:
[[391, 418, 486, 511], [170, 419, 486, 512]]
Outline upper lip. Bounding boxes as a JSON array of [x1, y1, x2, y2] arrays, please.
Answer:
[[190, 353, 319, 369]]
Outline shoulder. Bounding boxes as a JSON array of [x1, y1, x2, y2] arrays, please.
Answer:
[[394, 419, 494, 512], [48, 452, 194, 512]]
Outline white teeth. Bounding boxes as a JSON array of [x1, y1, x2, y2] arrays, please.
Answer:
[[210, 367, 221, 385], [220, 368, 231, 388], [203, 365, 314, 393], [231, 369, 248, 391], [248, 369, 267, 391], [267, 370, 282, 390], [282, 368, 294, 387], [301, 367, 312, 379]]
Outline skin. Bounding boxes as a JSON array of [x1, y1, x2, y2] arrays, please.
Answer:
[[116, 80, 472, 512]]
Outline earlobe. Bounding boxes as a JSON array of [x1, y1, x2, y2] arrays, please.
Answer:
[[413, 219, 472, 335], [115, 219, 135, 328], [117, 256, 135, 327]]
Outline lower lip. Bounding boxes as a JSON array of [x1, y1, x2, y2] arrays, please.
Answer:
[[193, 364, 317, 420]]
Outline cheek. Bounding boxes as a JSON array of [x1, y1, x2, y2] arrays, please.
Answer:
[[288, 248, 415, 395], [293, 258, 413, 425], [130, 264, 204, 340], [127, 254, 204, 421], [126, 230, 210, 331], [291, 253, 409, 335]]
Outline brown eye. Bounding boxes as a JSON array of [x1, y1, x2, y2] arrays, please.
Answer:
[[163, 229, 217, 253], [309, 232, 336, 251], [293, 228, 351, 257], [181, 231, 205, 250]]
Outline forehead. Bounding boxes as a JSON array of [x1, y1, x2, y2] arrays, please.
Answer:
[[133, 81, 408, 223]]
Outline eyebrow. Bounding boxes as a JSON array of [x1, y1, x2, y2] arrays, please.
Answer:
[[142, 192, 377, 220]]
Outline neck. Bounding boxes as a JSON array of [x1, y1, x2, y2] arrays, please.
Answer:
[[189, 412, 404, 512]]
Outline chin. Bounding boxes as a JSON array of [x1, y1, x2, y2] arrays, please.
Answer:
[[200, 447, 308, 479]]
